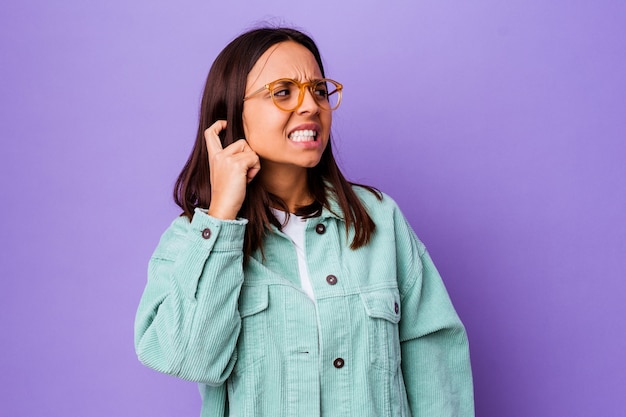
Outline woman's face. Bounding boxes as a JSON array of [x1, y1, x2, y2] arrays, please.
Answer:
[[242, 41, 332, 174]]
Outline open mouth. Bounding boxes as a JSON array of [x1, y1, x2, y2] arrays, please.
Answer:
[[288, 129, 318, 142]]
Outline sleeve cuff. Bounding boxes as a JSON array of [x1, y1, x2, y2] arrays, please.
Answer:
[[190, 207, 248, 252]]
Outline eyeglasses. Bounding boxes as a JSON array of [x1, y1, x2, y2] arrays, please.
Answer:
[[244, 78, 343, 112]]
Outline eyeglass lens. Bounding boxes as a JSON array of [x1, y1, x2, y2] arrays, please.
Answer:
[[270, 80, 340, 111]]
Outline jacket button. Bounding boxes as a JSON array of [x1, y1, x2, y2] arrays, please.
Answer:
[[333, 358, 344, 369], [315, 223, 326, 234], [394, 302, 399, 314], [326, 275, 338, 285], [201, 228, 212, 239]]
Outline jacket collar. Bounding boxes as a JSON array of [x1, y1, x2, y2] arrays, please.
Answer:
[[320, 188, 345, 222]]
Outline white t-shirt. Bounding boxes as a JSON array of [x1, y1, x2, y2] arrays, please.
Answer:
[[271, 209, 315, 301]]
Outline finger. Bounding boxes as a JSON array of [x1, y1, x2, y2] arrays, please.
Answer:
[[237, 139, 254, 153], [221, 139, 257, 157], [227, 140, 260, 183], [229, 153, 260, 183], [237, 141, 261, 182], [219, 138, 245, 155], [204, 120, 227, 158], [246, 159, 261, 183], [239, 141, 261, 183]]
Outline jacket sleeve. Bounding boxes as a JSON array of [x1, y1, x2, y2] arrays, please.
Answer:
[[394, 210, 475, 417], [134, 208, 247, 385]]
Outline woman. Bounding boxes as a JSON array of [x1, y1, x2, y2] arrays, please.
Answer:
[[135, 27, 474, 417]]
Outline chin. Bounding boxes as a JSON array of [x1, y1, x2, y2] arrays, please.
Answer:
[[301, 158, 323, 168]]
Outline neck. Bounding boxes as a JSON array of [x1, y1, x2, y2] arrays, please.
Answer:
[[259, 164, 312, 213]]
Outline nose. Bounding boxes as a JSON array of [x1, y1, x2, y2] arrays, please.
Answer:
[[296, 86, 320, 115]]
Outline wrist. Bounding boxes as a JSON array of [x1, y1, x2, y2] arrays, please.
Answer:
[[207, 205, 238, 221]]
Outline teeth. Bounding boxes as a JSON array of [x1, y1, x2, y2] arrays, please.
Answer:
[[289, 129, 317, 142]]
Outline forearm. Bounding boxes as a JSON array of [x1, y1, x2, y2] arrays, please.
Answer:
[[401, 326, 474, 417], [134, 209, 247, 384], [394, 210, 475, 416]]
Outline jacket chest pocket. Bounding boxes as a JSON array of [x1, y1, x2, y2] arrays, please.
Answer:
[[361, 288, 402, 373], [234, 285, 269, 374]]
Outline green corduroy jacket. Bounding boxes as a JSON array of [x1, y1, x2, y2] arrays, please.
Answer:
[[135, 187, 474, 417]]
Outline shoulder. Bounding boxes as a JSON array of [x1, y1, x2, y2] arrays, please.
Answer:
[[352, 184, 426, 252], [351, 184, 402, 220]]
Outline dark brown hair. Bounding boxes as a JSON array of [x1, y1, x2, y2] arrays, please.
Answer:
[[174, 27, 381, 258]]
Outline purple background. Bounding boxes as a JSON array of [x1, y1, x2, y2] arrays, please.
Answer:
[[2, 1, 625, 416]]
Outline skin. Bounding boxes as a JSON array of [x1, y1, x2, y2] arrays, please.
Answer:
[[205, 41, 333, 219]]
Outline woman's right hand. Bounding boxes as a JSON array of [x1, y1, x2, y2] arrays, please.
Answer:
[[204, 120, 261, 220]]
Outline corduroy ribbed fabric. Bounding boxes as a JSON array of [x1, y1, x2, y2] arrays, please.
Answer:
[[135, 187, 475, 417]]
